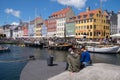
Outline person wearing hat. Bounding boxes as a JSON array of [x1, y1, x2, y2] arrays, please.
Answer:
[[80, 46, 92, 69]]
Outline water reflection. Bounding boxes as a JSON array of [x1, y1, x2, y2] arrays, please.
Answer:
[[0, 44, 120, 66]]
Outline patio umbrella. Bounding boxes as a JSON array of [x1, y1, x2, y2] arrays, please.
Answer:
[[110, 33, 120, 38]]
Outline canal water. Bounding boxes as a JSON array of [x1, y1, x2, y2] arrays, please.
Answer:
[[0, 44, 120, 80]]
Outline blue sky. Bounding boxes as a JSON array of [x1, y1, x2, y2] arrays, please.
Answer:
[[0, 0, 120, 26]]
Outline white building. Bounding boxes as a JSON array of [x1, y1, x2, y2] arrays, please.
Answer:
[[3, 25, 12, 38], [117, 11, 120, 33], [56, 18, 66, 37]]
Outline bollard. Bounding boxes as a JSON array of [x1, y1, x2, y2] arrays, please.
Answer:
[[29, 55, 35, 60], [47, 55, 54, 66]]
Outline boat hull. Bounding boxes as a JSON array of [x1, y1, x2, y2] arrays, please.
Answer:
[[0, 48, 10, 53], [87, 46, 120, 54]]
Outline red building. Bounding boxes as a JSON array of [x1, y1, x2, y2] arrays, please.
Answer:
[[22, 23, 29, 36]]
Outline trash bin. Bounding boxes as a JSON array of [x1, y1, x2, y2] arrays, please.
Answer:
[[47, 55, 54, 66]]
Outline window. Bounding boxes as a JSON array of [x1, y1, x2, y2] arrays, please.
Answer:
[[81, 20, 83, 23], [76, 33, 77, 35], [96, 14, 99, 17], [87, 26, 89, 29], [90, 19, 92, 22], [87, 19, 89, 23], [78, 16, 81, 19], [94, 19, 96, 22], [83, 15, 87, 18], [90, 32, 92, 36], [84, 20, 86, 23], [90, 14, 93, 18], [90, 25, 92, 29], [94, 25, 96, 29], [84, 26, 86, 29]]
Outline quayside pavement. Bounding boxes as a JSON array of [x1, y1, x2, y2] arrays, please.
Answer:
[[20, 60, 120, 80], [20, 60, 66, 80]]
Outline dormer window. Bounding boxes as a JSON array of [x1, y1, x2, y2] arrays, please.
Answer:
[[78, 16, 81, 19], [83, 15, 87, 18], [90, 14, 93, 18]]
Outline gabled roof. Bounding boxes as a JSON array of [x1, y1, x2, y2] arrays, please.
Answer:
[[103, 11, 109, 16], [79, 9, 101, 19], [79, 9, 101, 15], [52, 7, 70, 15], [51, 7, 71, 18]]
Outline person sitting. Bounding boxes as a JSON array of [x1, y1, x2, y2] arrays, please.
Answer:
[[67, 48, 80, 72], [80, 46, 92, 69]]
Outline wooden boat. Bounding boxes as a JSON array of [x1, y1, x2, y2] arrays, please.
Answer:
[[24, 41, 43, 48], [86, 46, 120, 54], [0, 46, 10, 53], [49, 43, 72, 51]]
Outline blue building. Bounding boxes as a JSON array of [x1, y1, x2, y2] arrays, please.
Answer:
[[41, 24, 47, 37], [28, 23, 35, 36]]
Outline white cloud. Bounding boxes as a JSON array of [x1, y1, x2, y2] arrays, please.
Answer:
[[52, 0, 87, 10], [5, 8, 20, 18], [11, 22, 19, 25]]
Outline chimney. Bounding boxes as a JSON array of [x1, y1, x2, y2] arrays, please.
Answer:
[[118, 11, 120, 14], [86, 7, 90, 12]]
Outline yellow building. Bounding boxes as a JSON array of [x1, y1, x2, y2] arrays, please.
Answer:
[[34, 17, 43, 36], [75, 8, 110, 39]]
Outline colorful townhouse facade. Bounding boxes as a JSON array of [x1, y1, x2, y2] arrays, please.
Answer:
[[41, 20, 48, 37], [47, 14, 57, 37], [75, 7, 110, 39], [28, 20, 35, 36], [66, 17, 76, 37], [47, 7, 74, 38], [22, 23, 29, 36], [34, 17, 44, 37], [17, 25, 23, 38]]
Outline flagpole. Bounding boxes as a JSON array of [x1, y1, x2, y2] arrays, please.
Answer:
[[28, 16, 30, 37], [100, 0, 102, 41], [100, 0, 102, 10]]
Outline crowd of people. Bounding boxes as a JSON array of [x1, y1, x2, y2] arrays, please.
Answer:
[[66, 45, 92, 73]]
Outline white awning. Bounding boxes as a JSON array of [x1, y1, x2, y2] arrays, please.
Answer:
[[110, 34, 120, 38]]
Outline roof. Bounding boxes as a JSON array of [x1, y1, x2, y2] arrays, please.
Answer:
[[79, 9, 101, 15], [78, 9, 101, 19], [51, 7, 71, 18]]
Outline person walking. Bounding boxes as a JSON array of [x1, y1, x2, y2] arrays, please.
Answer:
[[80, 46, 92, 69]]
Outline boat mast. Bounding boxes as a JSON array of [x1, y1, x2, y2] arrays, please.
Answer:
[[100, 0, 102, 39], [34, 8, 37, 36]]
